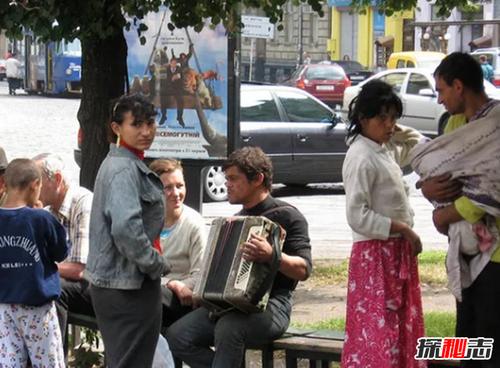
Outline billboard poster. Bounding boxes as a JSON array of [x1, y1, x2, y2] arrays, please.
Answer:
[[125, 8, 228, 159]]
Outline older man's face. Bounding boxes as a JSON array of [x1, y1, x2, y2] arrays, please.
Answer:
[[35, 165, 58, 207]]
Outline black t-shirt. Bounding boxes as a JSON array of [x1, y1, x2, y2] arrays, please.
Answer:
[[238, 195, 312, 294]]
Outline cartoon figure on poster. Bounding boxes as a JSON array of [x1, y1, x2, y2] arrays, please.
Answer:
[[126, 8, 228, 159]]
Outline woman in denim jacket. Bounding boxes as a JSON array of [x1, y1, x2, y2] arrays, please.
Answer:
[[85, 94, 170, 367]]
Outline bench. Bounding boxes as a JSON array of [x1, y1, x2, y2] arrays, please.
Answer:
[[66, 315, 460, 368], [252, 328, 461, 368]]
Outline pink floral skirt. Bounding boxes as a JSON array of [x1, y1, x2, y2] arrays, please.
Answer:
[[341, 238, 427, 368]]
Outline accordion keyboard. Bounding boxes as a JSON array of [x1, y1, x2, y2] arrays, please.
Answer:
[[234, 225, 263, 291]]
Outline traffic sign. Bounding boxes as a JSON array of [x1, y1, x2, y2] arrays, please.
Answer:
[[241, 15, 275, 39]]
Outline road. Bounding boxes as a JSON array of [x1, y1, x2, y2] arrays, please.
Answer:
[[0, 81, 448, 259]]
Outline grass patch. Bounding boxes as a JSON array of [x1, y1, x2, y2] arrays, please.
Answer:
[[310, 259, 349, 286], [310, 251, 448, 287], [418, 250, 447, 286], [424, 311, 456, 337], [293, 311, 456, 338]]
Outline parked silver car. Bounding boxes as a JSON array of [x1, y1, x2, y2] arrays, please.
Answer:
[[203, 84, 348, 201], [342, 68, 500, 137]]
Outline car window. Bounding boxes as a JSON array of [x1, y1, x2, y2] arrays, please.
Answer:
[[407, 60, 415, 68], [276, 91, 333, 122], [305, 66, 345, 80], [240, 90, 281, 122], [407, 73, 432, 95], [396, 60, 405, 68], [471, 53, 494, 67], [333, 61, 364, 73], [418, 59, 443, 70], [378, 72, 406, 93]]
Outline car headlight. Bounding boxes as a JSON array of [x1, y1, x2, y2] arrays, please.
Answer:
[[65, 68, 73, 75]]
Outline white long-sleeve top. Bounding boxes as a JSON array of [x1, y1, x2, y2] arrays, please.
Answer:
[[160, 205, 207, 290], [342, 125, 424, 242], [5, 57, 22, 78]]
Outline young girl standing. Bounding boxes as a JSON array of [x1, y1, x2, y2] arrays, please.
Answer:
[[341, 80, 427, 368]]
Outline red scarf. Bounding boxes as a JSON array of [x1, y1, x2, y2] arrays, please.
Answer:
[[119, 139, 145, 160], [153, 238, 162, 254]]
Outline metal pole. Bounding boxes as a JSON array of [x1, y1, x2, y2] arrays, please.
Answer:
[[298, 4, 303, 67], [144, 9, 168, 76], [249, 38, 255, 81]]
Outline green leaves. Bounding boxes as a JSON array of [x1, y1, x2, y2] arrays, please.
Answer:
[[0, 0, 477, 45]]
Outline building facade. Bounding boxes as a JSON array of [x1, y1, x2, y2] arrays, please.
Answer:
[[240, 3, 331, 83], [327, 0, 414, 68], [414, 0, 499, 53]]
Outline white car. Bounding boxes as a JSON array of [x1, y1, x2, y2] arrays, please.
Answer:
[[342, 68, 500, 137]]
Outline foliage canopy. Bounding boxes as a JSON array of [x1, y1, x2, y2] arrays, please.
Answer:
[[1, 0, 480, 43]]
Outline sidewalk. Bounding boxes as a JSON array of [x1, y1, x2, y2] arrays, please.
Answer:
[[203, 186, 448, 260]]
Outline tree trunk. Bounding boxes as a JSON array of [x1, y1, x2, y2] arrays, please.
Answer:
[[78, 30, 128, 191]]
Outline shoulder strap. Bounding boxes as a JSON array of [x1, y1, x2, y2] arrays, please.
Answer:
[[259, 204, 296, 218]]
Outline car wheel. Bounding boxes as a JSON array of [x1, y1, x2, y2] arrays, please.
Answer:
[[203, 166, 228, 202], [438, 113, 450, 136]]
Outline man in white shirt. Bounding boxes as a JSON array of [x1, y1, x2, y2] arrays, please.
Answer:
[[33, 153, 94, 349], [5, 54, 22, 95]]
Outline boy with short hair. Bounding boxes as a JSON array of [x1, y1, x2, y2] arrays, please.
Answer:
[[0, 158, 69, 367]]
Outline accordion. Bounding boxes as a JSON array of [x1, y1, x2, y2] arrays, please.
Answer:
[[194, 216, 285, 313]]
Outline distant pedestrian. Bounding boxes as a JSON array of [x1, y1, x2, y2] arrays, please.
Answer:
[[302, 51, 311, 65], [0, 158, 68, 367], [479, 55, 494, 83], [5, 53, 22, 95], [341, 80, 426, 368]]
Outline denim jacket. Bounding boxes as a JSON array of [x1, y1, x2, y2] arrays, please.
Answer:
[[85, 144, 170, 289]]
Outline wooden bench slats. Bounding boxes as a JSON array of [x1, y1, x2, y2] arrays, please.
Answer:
[[273, 336, 344, 354], [303, 330, 345, 340], [65, 315, 464, 368]]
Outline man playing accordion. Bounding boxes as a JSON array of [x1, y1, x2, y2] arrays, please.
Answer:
[[167, 146, 312, 368]]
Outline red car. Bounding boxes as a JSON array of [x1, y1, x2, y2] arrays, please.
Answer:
[[285, 63, 351, 107]]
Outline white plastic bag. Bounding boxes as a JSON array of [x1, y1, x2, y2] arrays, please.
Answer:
[[152, 334, 175, 368]]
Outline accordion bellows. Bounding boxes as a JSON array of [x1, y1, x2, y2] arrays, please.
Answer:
[[194, 216, 285, 313]]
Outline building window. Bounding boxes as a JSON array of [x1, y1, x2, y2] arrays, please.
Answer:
[[309, 13, 318, 44], [285, 6, 294, 44]]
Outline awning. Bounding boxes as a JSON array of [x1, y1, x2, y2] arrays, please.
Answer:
[[469, 35, 492, 49], [375, 35, 395, 48]]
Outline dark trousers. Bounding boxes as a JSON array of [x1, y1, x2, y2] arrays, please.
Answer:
[[166, 292, 291, 368], [7, 77, 20, 95], [161, 286, 192, 327], [90, 277, 162, 368], [159, 94, 184, 124], [456, 261, 500, 368], [56, 278, 94, 347]]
